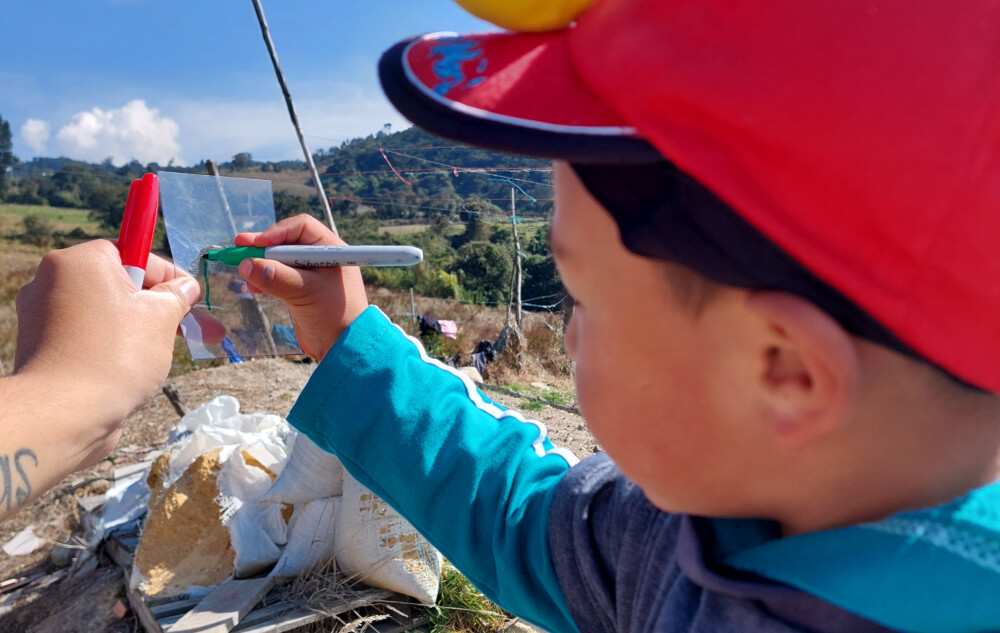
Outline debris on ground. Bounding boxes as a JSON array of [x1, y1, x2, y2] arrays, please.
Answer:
[[0, 358, 594, 632]]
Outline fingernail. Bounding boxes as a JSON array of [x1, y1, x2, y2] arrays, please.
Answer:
[[239, 259, 252, 278], [178, 278, 201, 304]]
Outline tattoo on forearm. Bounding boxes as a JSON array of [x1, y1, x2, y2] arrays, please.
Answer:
[[0, 449, 38, 510]]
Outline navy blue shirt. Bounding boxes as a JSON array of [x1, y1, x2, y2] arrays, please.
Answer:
[[549, 454, 898, 633]]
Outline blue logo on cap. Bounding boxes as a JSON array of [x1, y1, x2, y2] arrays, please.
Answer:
[[429, 38, 488, 96]]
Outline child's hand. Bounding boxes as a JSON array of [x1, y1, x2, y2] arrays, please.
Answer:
[[235, 214, 369, 361]]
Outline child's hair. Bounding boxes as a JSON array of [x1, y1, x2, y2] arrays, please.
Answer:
[[661, 258, 987, 401], [662, 262, 719, 316]]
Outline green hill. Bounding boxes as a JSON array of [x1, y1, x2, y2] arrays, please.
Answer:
[[316, 126, 553, 221], [1, 125, 563, 311]]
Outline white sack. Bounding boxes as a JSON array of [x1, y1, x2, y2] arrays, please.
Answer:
[[169, 396, 290, 485], [147, 395, 295, 581], [230, 504, 285, 577], [261, 433, 344, 504], [273, 497, 339, 578], [335, 472, 442, 604]]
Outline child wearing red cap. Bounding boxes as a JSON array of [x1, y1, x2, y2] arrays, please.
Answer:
[[236, 1, 1000, 631]]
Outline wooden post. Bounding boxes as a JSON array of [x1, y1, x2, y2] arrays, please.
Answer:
[[409, 288, 418, 336], [250, 0, 337, 234], [161, 384, 188, 417], [510, 187, 523, 330], [205, 160, 279, 357], [497, 187, 526, 370]]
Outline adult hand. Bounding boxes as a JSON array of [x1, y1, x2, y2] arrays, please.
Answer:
[[235, 214, 369, 360], [14, 240, 199, 469]]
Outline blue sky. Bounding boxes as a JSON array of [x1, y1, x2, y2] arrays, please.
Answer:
[[0, 1, 493, 166]]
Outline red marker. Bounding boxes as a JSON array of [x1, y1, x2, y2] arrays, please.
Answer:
[[117, 173, 159, 289]]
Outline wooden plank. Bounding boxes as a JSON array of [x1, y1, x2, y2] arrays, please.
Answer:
[[166, 575, 277, 633], [150, 598, 201, 618], [114, 458, 159, 481], [234, 589, 391, 633], [372, 616, 431, 633], [0, 573, 45, 595], [123, 568, 164, 633], [149, 592, 197, 608], [105, 535, 135, 569], [140, 580, 424, 633], [77, 494, 106, 514], [231, 606, 322, 633], [158, 613, 187, 629]]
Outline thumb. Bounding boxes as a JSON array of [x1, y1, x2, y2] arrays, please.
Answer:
[[238, 258, 314, 304], [147, 276, 201, 321]]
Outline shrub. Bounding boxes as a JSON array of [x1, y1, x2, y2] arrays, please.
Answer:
[[273, 191, 311, 221], [526, 319, 565, 355], [48, 190, 83, 208], [417, 270, 461, 300], [10, 184, 45, 206], [451, 241, 511, 305], [21, 214, 56, 247], [363, 266, 417, 291], [86, 182, 131, 231], [522, 254, 564, 310]]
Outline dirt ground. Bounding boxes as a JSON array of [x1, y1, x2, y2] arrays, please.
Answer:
[[0, 356, 595, 632]]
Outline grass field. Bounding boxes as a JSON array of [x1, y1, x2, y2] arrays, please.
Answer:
[[381, 220, 547, 239], [513, 220, 547, 244], [382, 223, 432, 235], [0, 203, 107, 237]]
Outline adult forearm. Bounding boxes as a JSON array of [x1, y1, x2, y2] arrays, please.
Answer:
[[2, 240, 200, 522], [0, 373, 115, 521]]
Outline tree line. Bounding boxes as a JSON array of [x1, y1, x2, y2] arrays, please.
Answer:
[[0, 114, 563, 309]]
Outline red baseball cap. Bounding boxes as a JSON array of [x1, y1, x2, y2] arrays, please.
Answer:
[[379, 0, 1000, 393]]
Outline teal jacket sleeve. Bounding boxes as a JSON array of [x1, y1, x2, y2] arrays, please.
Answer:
[[287, 306, 580, 633]]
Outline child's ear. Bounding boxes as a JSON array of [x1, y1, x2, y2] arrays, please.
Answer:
[[744, 291, 859, 448]]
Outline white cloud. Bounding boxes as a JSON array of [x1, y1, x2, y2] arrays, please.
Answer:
[[38, 84, 408, 168], [20, 119, 50, 154], [56, 100, 182, 166], [167, 82, 408, 165]]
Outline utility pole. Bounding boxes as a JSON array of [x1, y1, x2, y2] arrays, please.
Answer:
[[250, 0, 337, 234], [495, 186, 526, 371], [410, 288, 418, 336], [509, 186, 523, 330]]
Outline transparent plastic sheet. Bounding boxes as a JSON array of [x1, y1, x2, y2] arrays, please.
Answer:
[[158, 172, 302, 361]]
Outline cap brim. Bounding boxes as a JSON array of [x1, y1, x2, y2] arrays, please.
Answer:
[[379, 31, 662, 164]]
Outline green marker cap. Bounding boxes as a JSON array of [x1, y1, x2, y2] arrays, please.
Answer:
[[206, 246, 266, 266]]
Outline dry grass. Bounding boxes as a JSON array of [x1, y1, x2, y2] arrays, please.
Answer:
[[0, 243, 48, 373], [215, 168, 316, 197], [0, 247, 574, 390], [0, 241, 211, 378], [366, 288, 574, 393], [276, 557, 508, 633]]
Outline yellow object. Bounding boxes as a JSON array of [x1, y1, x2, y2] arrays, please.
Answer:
[[455, 0, 595, 32]]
